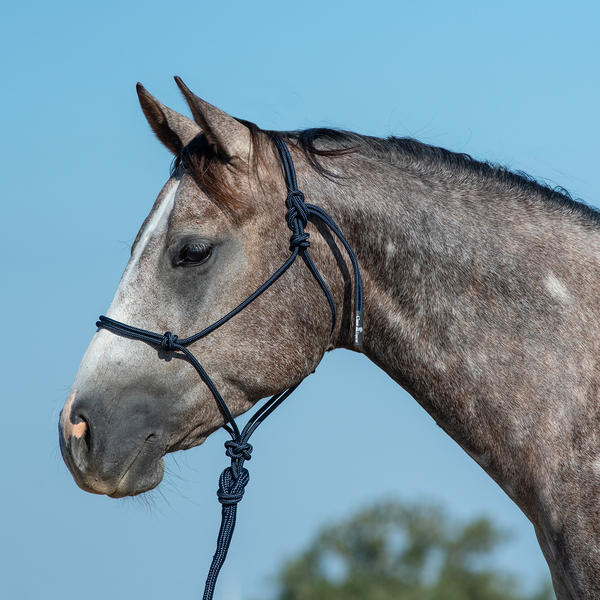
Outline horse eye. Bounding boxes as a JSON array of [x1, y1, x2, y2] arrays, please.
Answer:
[[178, 243, 212, 266]]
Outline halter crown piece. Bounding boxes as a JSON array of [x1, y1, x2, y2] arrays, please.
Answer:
[[96, 136, 364, 600]]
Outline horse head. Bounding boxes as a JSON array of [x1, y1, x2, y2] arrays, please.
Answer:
[[59, 79, 348, 497]]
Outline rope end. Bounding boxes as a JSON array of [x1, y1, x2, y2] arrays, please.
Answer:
[[354, 310, 364, 346]]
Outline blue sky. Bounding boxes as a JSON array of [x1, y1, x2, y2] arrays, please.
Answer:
[[2, 1, 599, 598]]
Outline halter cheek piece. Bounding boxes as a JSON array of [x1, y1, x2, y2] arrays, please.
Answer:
[[96, 137, 364, 600]]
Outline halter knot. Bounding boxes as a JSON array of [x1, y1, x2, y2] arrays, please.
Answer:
[[216, 466, 250, 506], [288, 231, 311, 250], [286, 191, 311, 250], [286, 190, 309, 227], [161, 331, 179, 353], [224, 440, 253, 461]]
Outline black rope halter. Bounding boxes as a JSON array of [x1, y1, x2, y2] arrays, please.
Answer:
[[96, 136, 364, 600]]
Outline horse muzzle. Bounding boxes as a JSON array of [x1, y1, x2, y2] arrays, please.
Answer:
[[59, 389, 166, 497]]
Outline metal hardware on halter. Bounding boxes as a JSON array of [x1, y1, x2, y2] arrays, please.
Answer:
[[96, 136, 364, 600], [355, 309, 364, 346]]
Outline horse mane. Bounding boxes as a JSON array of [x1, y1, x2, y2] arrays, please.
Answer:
[[172, 122, 600, 228], [285, 127, 600, 228]]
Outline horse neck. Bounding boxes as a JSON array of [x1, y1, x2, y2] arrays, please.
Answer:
[[299, 148, 600, 513]]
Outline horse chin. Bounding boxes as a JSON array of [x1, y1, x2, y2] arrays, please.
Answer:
[[107, 456, 165, 498], [72, 456, 166, 498]]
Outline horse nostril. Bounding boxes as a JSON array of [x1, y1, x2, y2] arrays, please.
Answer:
[[76, 414, 91, 452], [67, 412, 88, 443], [68, 413, 91, 472]]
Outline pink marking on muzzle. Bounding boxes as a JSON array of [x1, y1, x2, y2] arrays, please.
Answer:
[[61, 390, 86, 442]]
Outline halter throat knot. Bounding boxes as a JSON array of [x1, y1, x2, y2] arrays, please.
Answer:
[[224, 440, 253, 461]]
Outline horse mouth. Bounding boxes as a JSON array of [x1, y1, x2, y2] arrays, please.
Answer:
[[61, 426, 166, 498], [106, 427, 214, 496], [103, 428, 211, 497]]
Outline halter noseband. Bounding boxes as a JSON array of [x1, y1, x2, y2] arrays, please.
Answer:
[[96, 136, 364, 600]]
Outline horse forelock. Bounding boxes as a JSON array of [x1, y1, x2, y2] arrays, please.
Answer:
[[170, 120, 267, 214]]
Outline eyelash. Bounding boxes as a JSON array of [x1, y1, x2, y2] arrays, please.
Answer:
[[177, 243, 213, 266]]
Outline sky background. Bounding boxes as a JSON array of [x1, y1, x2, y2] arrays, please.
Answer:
[[2, 1, 599, 598]]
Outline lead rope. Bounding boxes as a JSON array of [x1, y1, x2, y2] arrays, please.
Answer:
[[96, 136, 364, 600]]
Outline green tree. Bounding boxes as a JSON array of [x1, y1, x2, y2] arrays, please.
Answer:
[[270, 501, 553, 600]]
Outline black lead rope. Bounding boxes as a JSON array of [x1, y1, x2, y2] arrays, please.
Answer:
[[96, 137, 364, 600]]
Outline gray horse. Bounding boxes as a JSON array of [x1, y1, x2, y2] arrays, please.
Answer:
[[59, 78, 600, 599]]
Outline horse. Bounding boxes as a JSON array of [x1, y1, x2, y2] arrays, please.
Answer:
[[59, 78, 600, 599]]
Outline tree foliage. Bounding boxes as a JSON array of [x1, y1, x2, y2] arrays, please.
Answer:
[[270, 501, 553, 600]]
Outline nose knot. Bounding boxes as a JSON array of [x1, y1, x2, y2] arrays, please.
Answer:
[[216, 466, 250, 506], [161, 331, 179, 353], [224, 440, 253, 461]]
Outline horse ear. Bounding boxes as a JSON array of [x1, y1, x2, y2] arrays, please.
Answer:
[[136, 83, 201, 155], [174, 76, 252, 164]]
